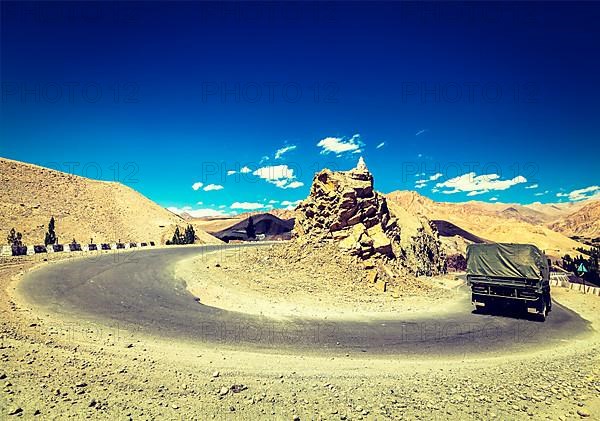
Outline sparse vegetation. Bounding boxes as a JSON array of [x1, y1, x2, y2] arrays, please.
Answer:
[[7, 228, 23, 247], [561, 247, 600, 283], [445, 254, 467, 272], [7, 227, 26, 256], [44, 216, 57, 246], [245, 216, 256, 239], [170, 227, 183, 245], [184, 225, 196, 244], [168, 225, 196, 245]]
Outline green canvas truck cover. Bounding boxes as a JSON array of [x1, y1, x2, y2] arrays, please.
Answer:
[[466, 243, 548, 280]]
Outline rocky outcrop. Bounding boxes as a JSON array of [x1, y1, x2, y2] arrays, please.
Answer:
[[293, 158, 445, 276], [293, 157, 400, 260]]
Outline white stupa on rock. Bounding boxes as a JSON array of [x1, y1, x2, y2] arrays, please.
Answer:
[[356, 156, 368, 172]]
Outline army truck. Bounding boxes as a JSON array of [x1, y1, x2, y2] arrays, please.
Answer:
[[466, 243, 551, 321]]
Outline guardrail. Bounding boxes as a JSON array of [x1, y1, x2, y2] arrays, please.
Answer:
[[1, 242, 157, 257], [549, 272, 571, 286], [550, 272, 600, 296]]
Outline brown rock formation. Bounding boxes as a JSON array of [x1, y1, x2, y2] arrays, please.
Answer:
[[293, 158, 445, 276]]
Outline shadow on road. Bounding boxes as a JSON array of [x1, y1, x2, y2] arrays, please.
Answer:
[[472, 304, 547, 323]]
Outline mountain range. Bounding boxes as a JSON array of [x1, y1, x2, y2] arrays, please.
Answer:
[[2, 157, 597, 258]]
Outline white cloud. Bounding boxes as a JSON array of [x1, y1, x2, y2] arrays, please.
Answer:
[[203, 184, 224, 191], [192, 182, 204, 191], [275, 145, 297, 159], [253, 165, 303, 189], [436, 172, 527, 195], [376, 142, 385, 149], [280, 199, 302, 210], [490, 197, 498, 201], [230, 202, 266, 210], [432, 188, 440, 193], [196, 201, 203, 205], [415, 172, 443, 188], [317, 134, 363, 155], [525, 183, 539, 189], [228, 166, 251, 175], [285, 181, 304, 189], [466, 190, 488, 196], [268, 199, 278, 204], [167, 206, 229, 218], [416, 129, 427, 136], [415, 172, 426, 177], [281, 199, 301, 206], [218, 205, 226, 209], [534, 191, 548, 196], [557, 185, 600, 201], [254, 165, 294, 180]]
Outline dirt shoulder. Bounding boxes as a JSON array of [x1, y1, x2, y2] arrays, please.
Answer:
[[177, 243, 463, 320], [2, 248, 599, 420]]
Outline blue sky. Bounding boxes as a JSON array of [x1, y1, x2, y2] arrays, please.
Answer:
[[1, 2, 599, 216]]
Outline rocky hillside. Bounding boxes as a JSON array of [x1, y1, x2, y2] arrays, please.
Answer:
[[183, 209, 295, 234], [293, 158, 445, 277], [213, 213, 294, 242], [548, 200, 600, 239], [0, 157, 220, 245], [385, 191, 585, 257]]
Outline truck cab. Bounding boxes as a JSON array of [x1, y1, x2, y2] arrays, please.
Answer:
[[466, 243, 551, 321]]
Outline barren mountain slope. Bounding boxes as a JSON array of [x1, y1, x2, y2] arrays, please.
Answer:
[[183, 209, 295, 234], [187, 216, 244, 233], [249, 208, 296, 221], [0, 157, 220, 245], [213, 213, 294, 241], [386, 191, 585, 257], [524, 201, 584, 220], [548, 199, 600, 238]]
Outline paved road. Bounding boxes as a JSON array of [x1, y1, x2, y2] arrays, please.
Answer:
[[19, 245, 593, 356]]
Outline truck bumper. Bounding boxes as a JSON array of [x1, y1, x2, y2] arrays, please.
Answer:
[[470, 283, 541, 302]]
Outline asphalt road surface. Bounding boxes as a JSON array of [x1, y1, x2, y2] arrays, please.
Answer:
[[19, 245, 593, 356]]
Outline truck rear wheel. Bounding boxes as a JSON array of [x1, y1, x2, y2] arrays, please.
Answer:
[[538, 310, 546, 322], [537, 299, 548, 322]]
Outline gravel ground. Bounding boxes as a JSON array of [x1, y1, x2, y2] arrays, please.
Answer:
[[1, 250, 599, 420]]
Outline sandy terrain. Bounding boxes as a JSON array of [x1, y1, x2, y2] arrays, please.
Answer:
[[1, 248, 599, 420], [177, 245, 463, 320], [0, 157, 220, 245], [1, 156, 598, 419]]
